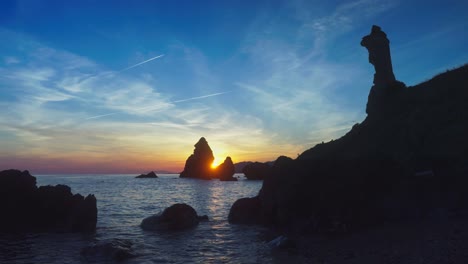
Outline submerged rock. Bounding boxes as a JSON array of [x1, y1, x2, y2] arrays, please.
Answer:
[[180, 137, 214, 180], [135, 171, 158, 178], [80, 239, 135, 262], [141, 203, 204, 231], [0, 169, 97, 233]]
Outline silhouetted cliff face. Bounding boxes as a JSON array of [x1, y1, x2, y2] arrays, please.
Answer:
[[0, 169, 97, 233], [229, 25, 468, 232], [180, 137, 214, 180]]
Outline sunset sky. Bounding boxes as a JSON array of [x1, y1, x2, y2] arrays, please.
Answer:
[[1, 0, 467, 173]]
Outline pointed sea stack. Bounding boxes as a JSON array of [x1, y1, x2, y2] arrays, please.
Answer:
[[216, 157, 237, 181], [180, 137, 214, 180]]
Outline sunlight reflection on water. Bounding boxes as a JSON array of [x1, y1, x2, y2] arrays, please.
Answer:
[[0, 174, 274, 263]]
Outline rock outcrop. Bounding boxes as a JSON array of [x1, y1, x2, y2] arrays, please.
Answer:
[[361, 25, 396, 87], [234, 161, 253, 173], [180, 137, 214, 180], [214, 157, 237, 181], [361, 25, 406, 117], [229, 25, 468, 233], [0, 169, 97, 233], [228, 196, 262, 225], [135, 171, 158, 178], [242, 162, 271, 180], [141, 203, 206, 231]]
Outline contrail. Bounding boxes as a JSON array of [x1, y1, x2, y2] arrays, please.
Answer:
[[173, 91, 230, 103], [85, 91, 231, 120], [85, 112, 120, 120], [118, 54, 165, 73], [76, 54, 165, 85]]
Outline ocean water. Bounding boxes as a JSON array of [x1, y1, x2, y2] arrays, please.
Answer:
[[0, 174, 278, 263]]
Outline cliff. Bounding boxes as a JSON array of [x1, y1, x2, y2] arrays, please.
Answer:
[[229, 25, 468, 232]]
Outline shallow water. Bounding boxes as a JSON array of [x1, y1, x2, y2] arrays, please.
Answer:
[[0, 174, 277, 263]]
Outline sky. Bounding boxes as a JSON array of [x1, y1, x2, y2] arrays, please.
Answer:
[[1, 0, 467, 174]]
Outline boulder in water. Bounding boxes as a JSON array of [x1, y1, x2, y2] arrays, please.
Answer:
[[228, 196, 262, 224], [141, 203, 204, 231]]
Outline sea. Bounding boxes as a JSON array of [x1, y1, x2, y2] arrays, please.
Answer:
[[0, 174, 292, 263]]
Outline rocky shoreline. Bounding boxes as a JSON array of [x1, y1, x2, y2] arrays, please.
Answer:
[[229, 25, 468, 239], [270, 216, 468, 263], [0, 169, 97, 233]]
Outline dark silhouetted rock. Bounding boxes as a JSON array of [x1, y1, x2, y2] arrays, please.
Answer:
[[267, 235, 296, 250], [234, 161, 253, 173], [215, 156, 237, 181], [0, 169, 97, 233], [229, 25, 468, 234], [198, 215, 209, 221], [228, 197, 263, 224], [81, 239, 135, 262], [242, 162, 271, 180], [135, 171, 158, 178], [141, 203, 202, 231], [180, 137, 214, 180], [361, 25, 396, 88], [361, 25, 406, 116]]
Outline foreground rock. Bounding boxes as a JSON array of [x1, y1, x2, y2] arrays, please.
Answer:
[[229, 25, 468, 233], [135, 171, 158, 178], [141, 203, 207, 231], [0, 169, 97, 233], [228, 197, 262, 224], [180, 137, 214, 180], [81, 239, 135, 262], [214, 157, 237, 181], [267, 235, 296, 250]]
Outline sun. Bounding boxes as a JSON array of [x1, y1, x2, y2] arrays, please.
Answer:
[[211, 160, 220, 169], [211, 157, 221, 169]]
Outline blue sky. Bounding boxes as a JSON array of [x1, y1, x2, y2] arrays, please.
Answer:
[[1, 0, 467, 173]]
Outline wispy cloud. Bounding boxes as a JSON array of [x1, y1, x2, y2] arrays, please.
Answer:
[[4, 56, 20, 65], [236, 0, 398, 147], [0, 31, 287, 173], [300, 0, 397, 35]]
